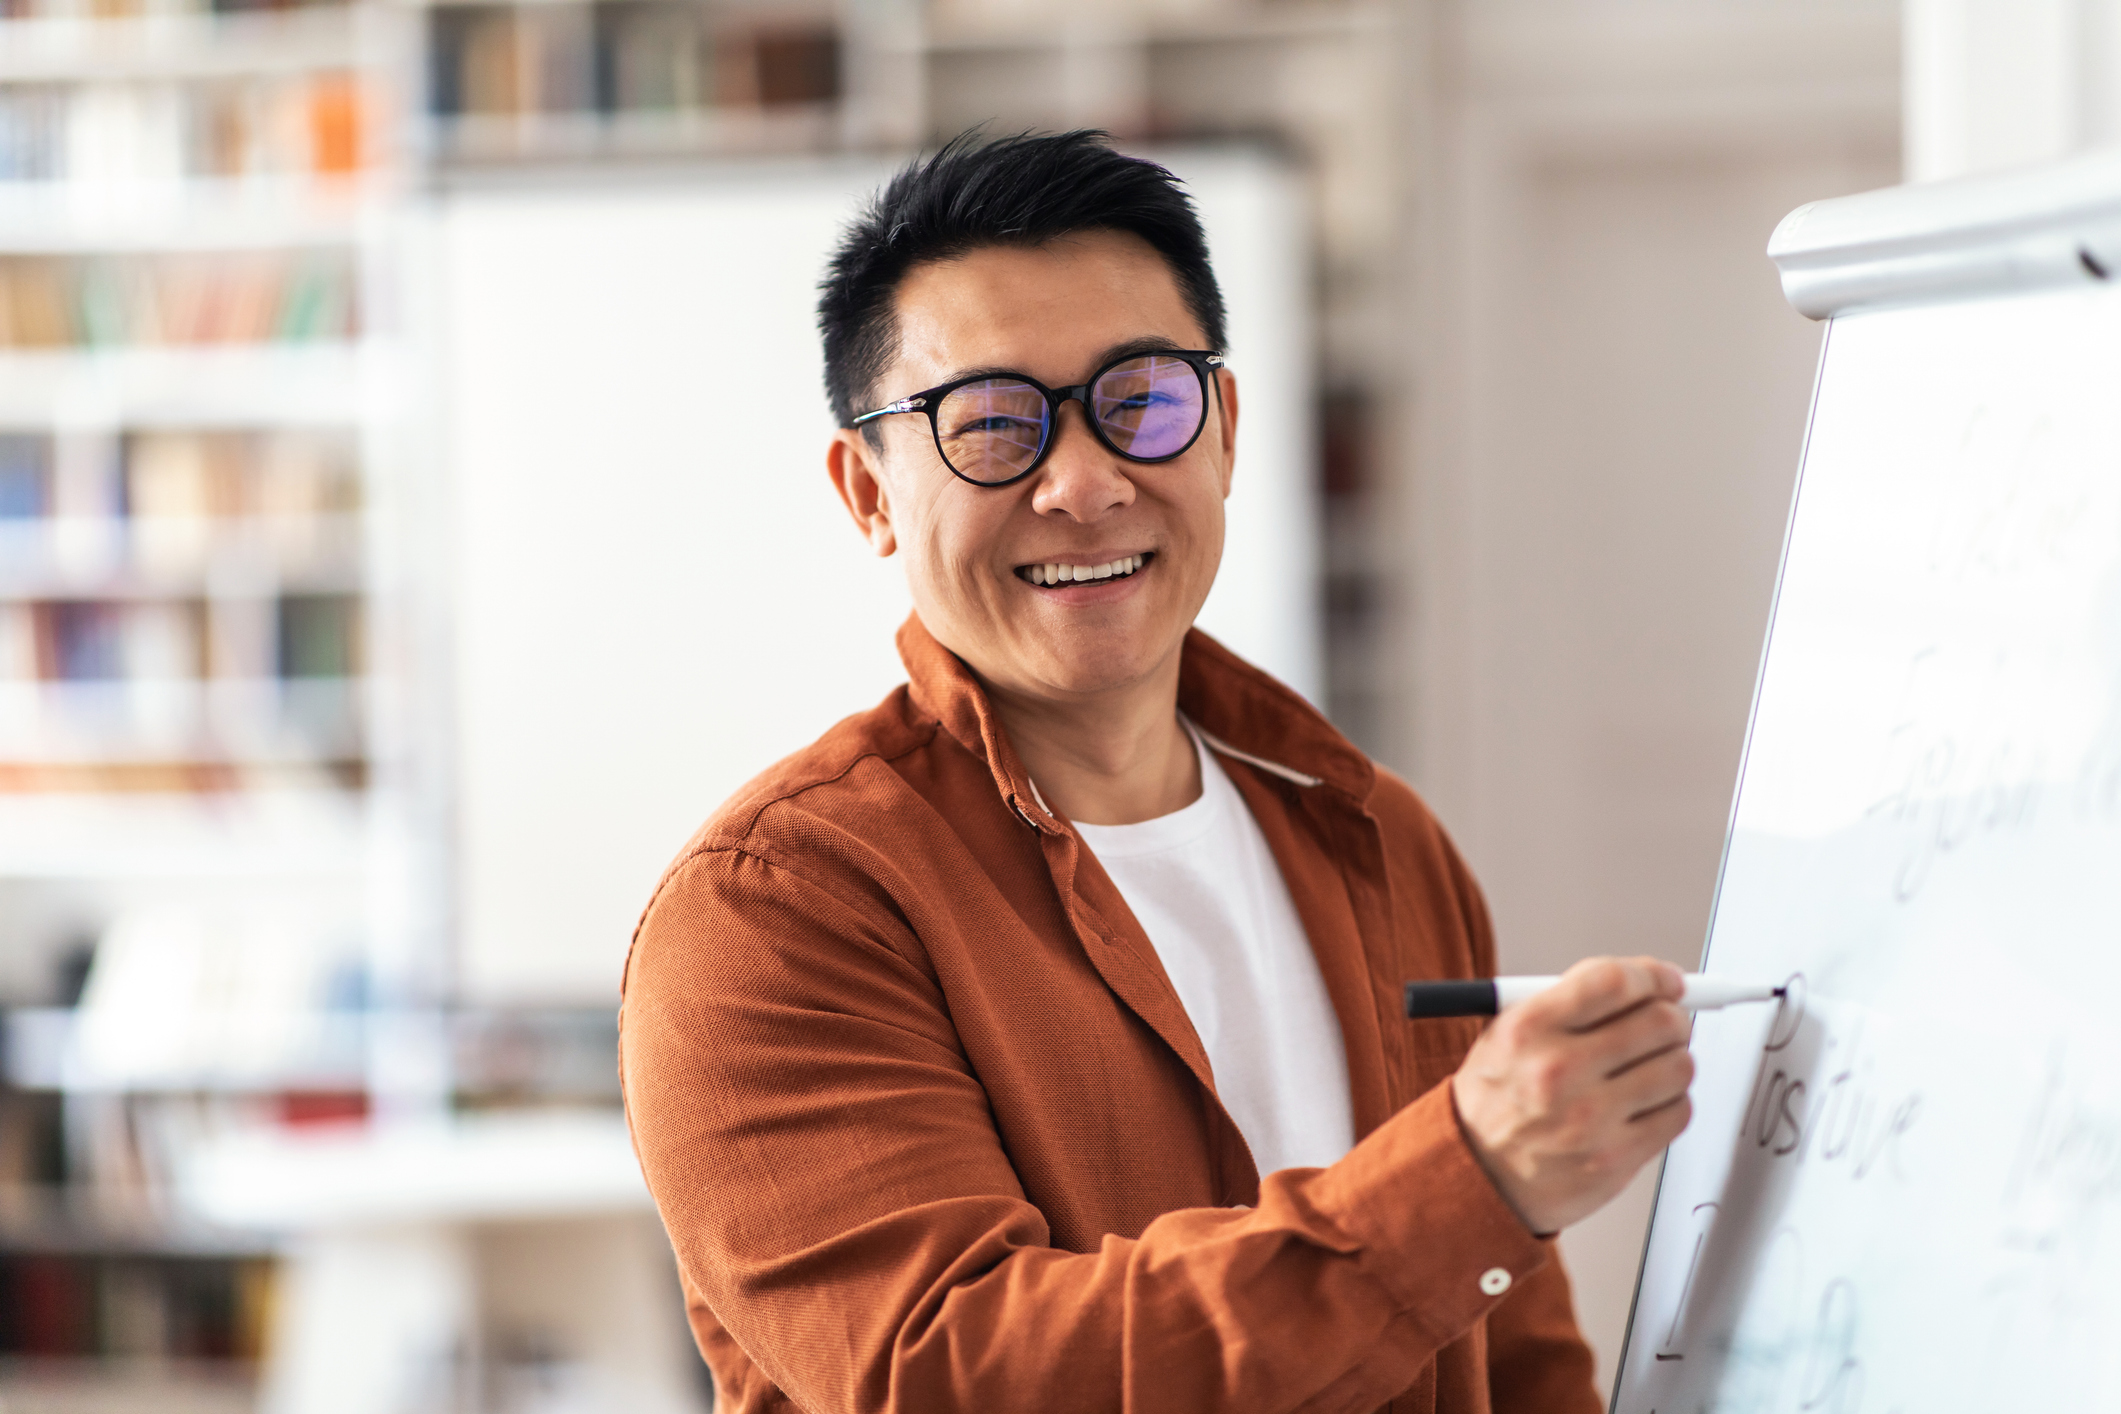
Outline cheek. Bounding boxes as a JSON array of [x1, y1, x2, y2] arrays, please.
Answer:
[[1165, 467, 1228, 559], [903, 499, 1005, 604]]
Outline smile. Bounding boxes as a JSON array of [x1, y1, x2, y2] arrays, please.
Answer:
[[1016, 553, 1151, 587]]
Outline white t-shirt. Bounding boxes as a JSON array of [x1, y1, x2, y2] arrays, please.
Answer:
[[1071, 730, 1356, 1176]]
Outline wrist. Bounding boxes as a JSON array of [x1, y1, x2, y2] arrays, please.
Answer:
[[1447, 1073, 1555, 1238]]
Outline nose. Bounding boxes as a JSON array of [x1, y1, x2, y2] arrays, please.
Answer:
[[1029, 398, 1135, 522]]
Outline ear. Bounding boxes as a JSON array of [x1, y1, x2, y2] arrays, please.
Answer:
[[828, 428, 897, 558], [1213, 367, 1240, 499]]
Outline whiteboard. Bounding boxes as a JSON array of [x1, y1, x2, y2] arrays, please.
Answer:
[[1615, 156, 2121, 1411], [435, 149, 1316, 1003]]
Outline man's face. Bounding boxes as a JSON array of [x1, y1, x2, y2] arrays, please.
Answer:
[[829, 230, 1238, 705]]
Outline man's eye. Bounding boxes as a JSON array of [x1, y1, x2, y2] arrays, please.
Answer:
[[954, 416, 1040, 436]]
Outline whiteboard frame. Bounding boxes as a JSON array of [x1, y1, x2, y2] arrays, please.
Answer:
[[1771, 148, 2121, 318]]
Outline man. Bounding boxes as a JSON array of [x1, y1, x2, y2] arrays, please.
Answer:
[[620, 130, 1694, 1413]]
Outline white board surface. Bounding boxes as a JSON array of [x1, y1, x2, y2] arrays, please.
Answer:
[[438, 149, 1316, 1003], [1614, 277, 2121, 1409]]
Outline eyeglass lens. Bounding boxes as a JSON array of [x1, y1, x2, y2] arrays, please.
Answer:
[[932, 355, 1207, 484]]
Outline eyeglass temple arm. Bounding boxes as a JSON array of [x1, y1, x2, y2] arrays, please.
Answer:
[[850, 395, 928, 427]]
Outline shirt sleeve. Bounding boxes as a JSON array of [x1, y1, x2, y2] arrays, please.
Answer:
[[1482, 1251, 1603, 1413], [620, 845, 1554, 1414]]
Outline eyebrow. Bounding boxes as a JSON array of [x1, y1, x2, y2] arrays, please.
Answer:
[[938, 335, 1194, 388]]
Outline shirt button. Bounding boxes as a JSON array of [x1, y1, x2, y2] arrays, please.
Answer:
[[1479, 1267, 1513, 1297]]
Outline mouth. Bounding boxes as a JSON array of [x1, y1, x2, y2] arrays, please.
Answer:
[[1015, 552, 1153, 588]]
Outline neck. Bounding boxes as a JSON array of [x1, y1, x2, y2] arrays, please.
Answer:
[[984, 655, 1200, 827]]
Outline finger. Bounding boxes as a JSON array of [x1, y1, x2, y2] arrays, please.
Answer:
[[1629, 1092, 1694, 1149], [1529, 957, 1684, 1034], [1610, 1096, 1692, 1175], [1584, 999, 1692, 1078], [1611, 1044, 1695, 1118]]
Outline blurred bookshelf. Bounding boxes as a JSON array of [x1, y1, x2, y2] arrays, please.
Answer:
[[0, 0, 413, 1404], [0, 0, 398, 845], [0, 1001, 629, 1410], [425, 0, 842, 164]]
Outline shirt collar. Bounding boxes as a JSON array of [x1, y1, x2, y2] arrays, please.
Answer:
[[894, 612, 1376, 819]]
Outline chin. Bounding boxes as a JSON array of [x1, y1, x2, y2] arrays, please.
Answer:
[[1028, 633, 1170, 698]]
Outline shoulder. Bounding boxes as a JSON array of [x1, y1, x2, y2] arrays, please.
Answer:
[[1364, 765, 1450, 852], [623, 682, 971, 986], [1362, 766, 1475, 886], [617, 691, 974, 1116], [1364, 765, 1496, 973], [668, 683, 940, 866]]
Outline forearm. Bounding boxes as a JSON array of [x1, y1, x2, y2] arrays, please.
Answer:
[[655, 1084, 1550, 1414]]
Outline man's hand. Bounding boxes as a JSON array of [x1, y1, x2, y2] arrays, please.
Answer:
[[1450, 957, 1694, 1235]]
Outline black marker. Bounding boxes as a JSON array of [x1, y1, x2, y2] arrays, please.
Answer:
[[1404, 975, 1784, 1019]]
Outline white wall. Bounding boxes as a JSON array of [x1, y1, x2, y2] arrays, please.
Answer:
[[1905, 0, 2121, 182], [438, 149, 1315, 1004], [1182, 149, 1321, 706], [440, 161, 903, 1007]]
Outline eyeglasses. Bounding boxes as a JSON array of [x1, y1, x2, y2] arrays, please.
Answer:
[[849, 348, 1225, 488]]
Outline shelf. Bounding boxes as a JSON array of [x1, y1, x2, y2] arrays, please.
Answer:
[[0, 1357, 258, 1414], [0, 345, 372, 427], [0, 787, 366, 877], [5, 1005, 369, 1093], [888, 3, 1390, 55], [178, 1108, 648, 1230], [6, 1005, 623, 1100], [0, 6, 370, 83], [0, 178, 380, 254], [0, 515, 364, 600], [0, 676, 364, 766], [429, 101, 840, 166], [0, 1184, 276, 1256]]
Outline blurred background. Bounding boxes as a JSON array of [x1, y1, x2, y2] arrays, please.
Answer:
[[0, 0, 2112, 1409]]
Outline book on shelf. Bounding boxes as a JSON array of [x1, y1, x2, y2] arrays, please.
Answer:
[[727, 21, 839, 111], [2, 0, 350, 16], [0, 602, 33, 679], [17, 595, 360, 683], [596, 1, 712, 114], [4, 428, 358, 556], [0, 73, 374, 185], [430, 3, 839, 125], [0, 86, 64, 182], [0, 248, 360, 348], [0, 1250, 275, 1364], [0, 432, 46, 516]]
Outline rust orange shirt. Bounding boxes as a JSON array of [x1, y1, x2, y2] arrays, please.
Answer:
[[620, 615, 1602, 1414]]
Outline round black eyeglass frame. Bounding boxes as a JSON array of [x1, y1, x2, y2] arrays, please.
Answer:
[[848, 349, 1226, 489]]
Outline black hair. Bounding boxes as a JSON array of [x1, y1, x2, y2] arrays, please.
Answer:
[[817, 128, 1229, 432]]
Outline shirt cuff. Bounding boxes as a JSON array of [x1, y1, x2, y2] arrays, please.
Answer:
[[1304, 1079, 1553, 1342]]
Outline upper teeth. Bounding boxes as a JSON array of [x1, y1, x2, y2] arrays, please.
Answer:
[[1026, 554, 1145, 586]]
